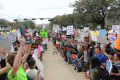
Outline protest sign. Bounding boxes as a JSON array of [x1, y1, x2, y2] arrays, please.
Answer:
[[108, 33, 116, 48], [90, 31, 98, 41], [79, 32, 84, 42], [84, 27, 89, 32], [17, 33, 21, 40], [66, 25, 74, 35], [39, 30, 48, 37], [97, 35, 107, 44], [32, 50, 43, 72], [62, 26, 67, 31], [12, 29, 16, 32], [0, 39, 11, 58], [4, 32, 17, 43], [99, 29, 106, 36], [112, 25, 120, 35], [19, 25, 32, 44], [53, 24, 60, 30], [108, 33, 116, 41], [106, 59, 112, 73]]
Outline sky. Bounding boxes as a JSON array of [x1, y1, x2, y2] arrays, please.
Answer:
[[0, 0, 76, 24]]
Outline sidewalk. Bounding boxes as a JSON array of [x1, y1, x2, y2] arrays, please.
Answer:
[[42, 41, 88, 80]]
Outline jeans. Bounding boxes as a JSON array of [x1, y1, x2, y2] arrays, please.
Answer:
[[71, 59, 83, 68], [66, 51, 72, 63]]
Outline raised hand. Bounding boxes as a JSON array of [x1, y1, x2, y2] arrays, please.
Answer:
[[0, 47, 7, 55], [19, 36, 26, 46], [37, 68, 41, 74]]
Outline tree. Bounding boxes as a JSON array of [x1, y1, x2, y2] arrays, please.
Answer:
[[23, 20, 36, 29], [0, 19, 10, 28], [72, 0, 116, 29]]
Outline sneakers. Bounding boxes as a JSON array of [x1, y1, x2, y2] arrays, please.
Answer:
[[84, 74, 87, 77], [86, 75, 89, 79], [77, 68, 82, 72], [72, 64, 74, 66]]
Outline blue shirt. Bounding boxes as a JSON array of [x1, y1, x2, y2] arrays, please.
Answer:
[[93, 53, 106, 63]]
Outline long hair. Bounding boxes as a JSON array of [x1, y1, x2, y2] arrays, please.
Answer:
[[91, 56, 101, 69]]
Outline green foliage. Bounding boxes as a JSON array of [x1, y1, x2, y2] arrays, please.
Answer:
[[0, 19, 10, 27]]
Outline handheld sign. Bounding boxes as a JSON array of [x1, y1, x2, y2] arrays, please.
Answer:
[[39, 30, 48, 37], [19, 25, 32, 44], [106, 59, 112, 73], [0, 39, 11, 58]]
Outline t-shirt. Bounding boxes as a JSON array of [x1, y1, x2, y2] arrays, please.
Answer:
[[93, 53, 106, 63], [7, 66, 27, 80], [26, 69, 44, 80], [84, 50, 88, 62]]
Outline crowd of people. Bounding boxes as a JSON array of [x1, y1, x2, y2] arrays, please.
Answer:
[[0, 31, 49, 80], [0, 28, 120, 80], [50, 29, 120, 80]]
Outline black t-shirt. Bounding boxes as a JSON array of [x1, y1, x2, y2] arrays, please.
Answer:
[[0, 59, 7, 80], [90, 47, 95, 57]]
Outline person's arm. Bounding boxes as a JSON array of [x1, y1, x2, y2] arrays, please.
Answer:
[[102, 44, 109, 58], [35, 68, 41, 80], [109, 70, 120, 76], [22, 44, 32, 63], [78, 55, 83, 61], [0, 62, 11, 75], [11, 36, 26, 77], [0, 47, 8, 59]]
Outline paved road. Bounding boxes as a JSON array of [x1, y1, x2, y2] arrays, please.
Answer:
[[42, 41, 88, 80]]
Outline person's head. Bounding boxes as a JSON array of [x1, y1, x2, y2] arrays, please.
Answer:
[[95, 47, 101, 55], [108, 52, 114, 60], [27, 59, 36, 69], [91, 56, 101, 69], [84, 44, 88, 50], [14, 47, 18, 51], [67, 40, 70, 45], [30, 50, 34, 55], [97, 43, 100, 47], [72, 44, 76, 48], [7, 52, 18, 67], [90, 41, 95, 47], [114, 53, 120, 61]]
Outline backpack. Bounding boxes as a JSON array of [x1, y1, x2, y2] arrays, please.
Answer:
[[95, 65, 110, 80]]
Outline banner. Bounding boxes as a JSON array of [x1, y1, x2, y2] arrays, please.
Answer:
[[99, 29, 106, 36], [53, 24, 60, 30], [39, 30, 48, 37], [0, 39, 11, 58], [106, 59, 112, 73], [19, 25, 32, 44], [84, 27, 89, 32], [32, 49, 43, 72], [66, 25, 74, 35]]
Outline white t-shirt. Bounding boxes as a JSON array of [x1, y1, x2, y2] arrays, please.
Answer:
[[26, 69, 44, 80]]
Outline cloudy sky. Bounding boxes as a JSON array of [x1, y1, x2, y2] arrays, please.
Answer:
[[0, 0, 75, 24]]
